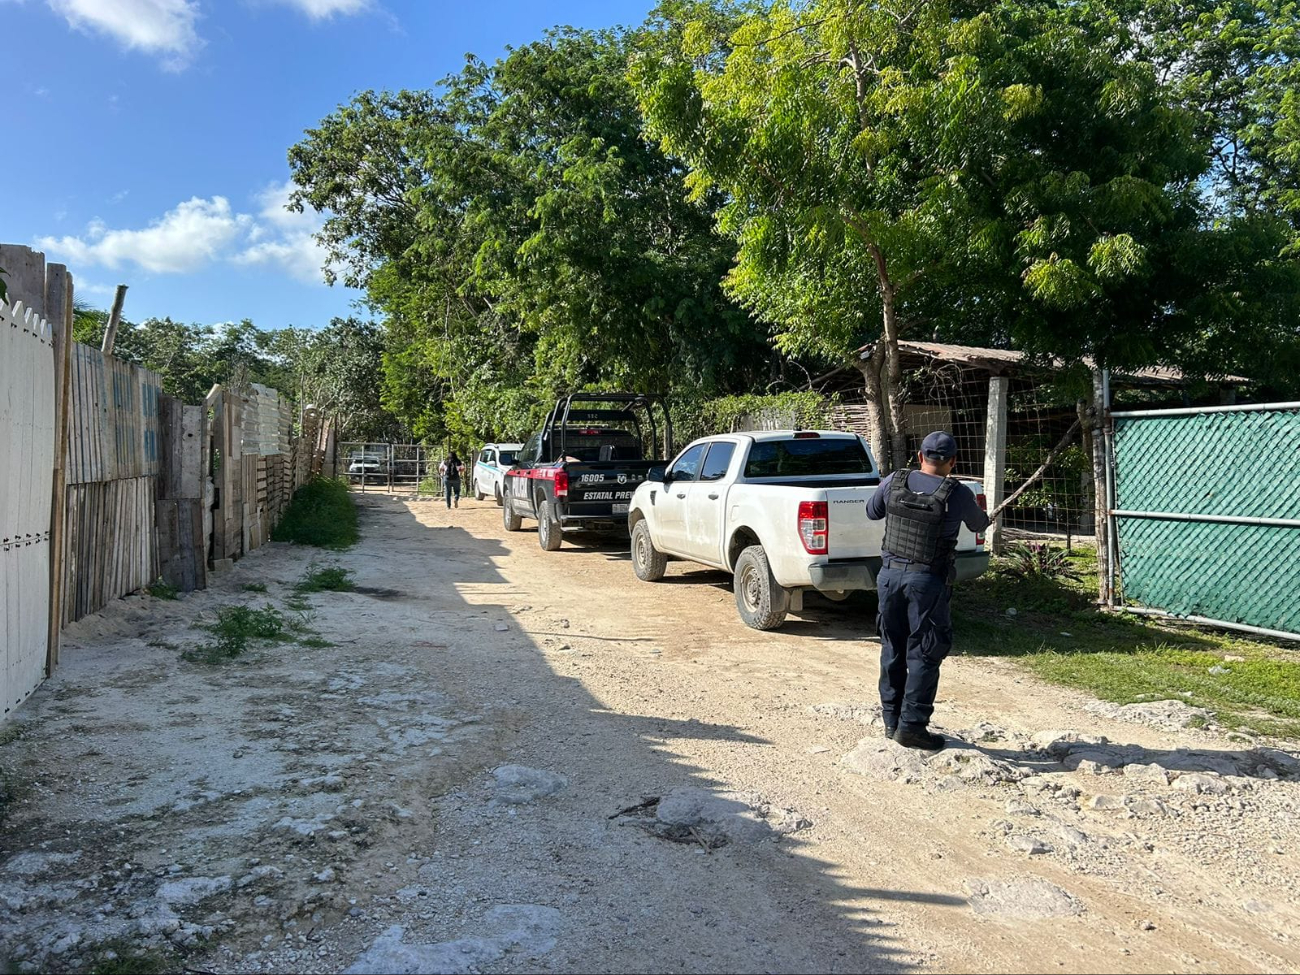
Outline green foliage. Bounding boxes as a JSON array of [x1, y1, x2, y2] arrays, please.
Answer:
[[673, 391, 835, 446], [289, 28, 778, 449], [185, 604, 287, 662], [294, 565, 355, 593], [997, 543, 1083, 583], [242, 582, 268, 593], [0, 266, 7, 305], [632, 0, 1300, 399], [271, 478, 358, 550], [146, 577, 179, 600]]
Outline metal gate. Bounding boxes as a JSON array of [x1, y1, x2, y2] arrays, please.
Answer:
[[1106, 402, 1300, 641], [338, 442, 433, 494]]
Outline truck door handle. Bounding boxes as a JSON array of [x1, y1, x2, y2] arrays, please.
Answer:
[[708, 493, 719, 500], [675, 493, 686, 499]]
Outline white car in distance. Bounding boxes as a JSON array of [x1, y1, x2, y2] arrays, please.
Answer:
[[472, 443, 523, 505]]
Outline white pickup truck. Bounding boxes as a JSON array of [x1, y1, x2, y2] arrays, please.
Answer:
[[627, 430, 989, 630]]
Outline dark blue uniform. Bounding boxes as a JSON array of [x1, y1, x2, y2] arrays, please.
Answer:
[[866, 470, 989, 733]]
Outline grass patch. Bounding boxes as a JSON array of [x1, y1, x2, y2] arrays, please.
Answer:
[[242, 582, 268, 593], [146, 577, 179, 600], [295, 565, 355, 594], [89, 943, 177, 975], [271, 477, 358, 549], [953, 547, 1300, 738], [284, 594, 312, 612], [299, 636, 334, 649], [184, 604, 287, 663]]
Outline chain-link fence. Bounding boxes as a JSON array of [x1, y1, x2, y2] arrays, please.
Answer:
[[1107, 402, 1300, 641]]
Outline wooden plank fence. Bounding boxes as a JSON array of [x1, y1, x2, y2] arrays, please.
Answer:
[[1, 243, 337, 718]]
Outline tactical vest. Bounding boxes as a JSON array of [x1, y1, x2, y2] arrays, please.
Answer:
[[883, 471, 959, 567]]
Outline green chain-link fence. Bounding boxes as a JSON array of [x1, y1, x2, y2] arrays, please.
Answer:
[[1110, 404, 1300, 639]]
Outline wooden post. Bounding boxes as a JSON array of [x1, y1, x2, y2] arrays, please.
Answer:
[[45, 265, 73, 674], [982, 374, 1009, 554], [100, 284, 128, 355], [1089, 369, 1110, 605]]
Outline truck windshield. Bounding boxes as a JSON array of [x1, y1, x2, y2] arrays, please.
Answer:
[[744, 438, 873, 477]]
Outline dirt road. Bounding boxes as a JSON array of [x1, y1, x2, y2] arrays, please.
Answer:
[[2, 494, 1298, 974]]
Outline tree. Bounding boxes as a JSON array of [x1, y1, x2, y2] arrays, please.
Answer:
[[288, 28, 777, 449], [632, 0, 1297, 468]]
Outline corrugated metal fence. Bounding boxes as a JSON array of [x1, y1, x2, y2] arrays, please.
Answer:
[[1108, 402, 1300, 641]]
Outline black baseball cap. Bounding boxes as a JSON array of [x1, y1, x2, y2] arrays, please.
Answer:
[[921, 431, 957, 460]]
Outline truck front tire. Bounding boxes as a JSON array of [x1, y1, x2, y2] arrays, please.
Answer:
[[631, 520, 667, 582], [734, 545, 789, 630], [538, 499, 563, 551], [475, 478, 486, 501]]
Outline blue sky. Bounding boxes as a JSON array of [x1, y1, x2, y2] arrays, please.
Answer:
[[9, 0, 655, 330]]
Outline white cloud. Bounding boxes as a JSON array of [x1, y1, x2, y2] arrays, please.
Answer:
[[231, 180, 330, 283], [37, 184, 332, 285], [47, 0, 202, 70], [271, 0, 372, 19], [38, 196, 251, 273]]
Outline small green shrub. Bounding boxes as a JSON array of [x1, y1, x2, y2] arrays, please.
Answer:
[[184, 604, 287, 663], [242, 582, 268, 593], [272, 477, 358, 549], [295, 566, 355, 593], [147, 577, 179, 600], [997, 543, 1082, 583]]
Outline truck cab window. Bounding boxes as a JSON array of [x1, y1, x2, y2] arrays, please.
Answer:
[[698, 442, 735, 482], [668, 443, 707, 481]]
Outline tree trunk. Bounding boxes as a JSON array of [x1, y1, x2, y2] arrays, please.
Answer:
[[880, 283, 909, 471], [856, 351, 889, 469]]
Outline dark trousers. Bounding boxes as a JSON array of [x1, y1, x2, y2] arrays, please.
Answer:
[[444, 478, 460, 508], [877, 566, 954, 731]]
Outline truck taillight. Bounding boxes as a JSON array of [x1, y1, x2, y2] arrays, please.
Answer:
[[798, 501, 828, 555], [554, 470, 569, 497], [975, 492, 987, 547]]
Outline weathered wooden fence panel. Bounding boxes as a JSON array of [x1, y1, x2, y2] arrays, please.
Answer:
[[59, 343, 163, 623], [155, 396, 206, 591], [0, 298, 56, 716]]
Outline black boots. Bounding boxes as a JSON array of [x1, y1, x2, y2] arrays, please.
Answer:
[[893, 727, 945, 751]]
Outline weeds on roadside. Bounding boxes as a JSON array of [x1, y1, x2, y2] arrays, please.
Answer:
[[295, 565, 355, 594], [271, 477, 358, 549], [183, 605, 287, 663], [146, 577, 179, 600], [997, 543, 1081, 583], [242, 582, 268, 593], [88, 943, 177, 975]]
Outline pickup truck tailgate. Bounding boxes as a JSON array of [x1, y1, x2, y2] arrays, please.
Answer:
[[824, 485, 881, 559]]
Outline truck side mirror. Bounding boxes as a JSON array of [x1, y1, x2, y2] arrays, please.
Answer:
[[649, 465, 668, 484]]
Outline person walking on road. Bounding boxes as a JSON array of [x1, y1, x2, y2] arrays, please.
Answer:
[[439, 452, 464, 509], [866, 431, 991, 751]]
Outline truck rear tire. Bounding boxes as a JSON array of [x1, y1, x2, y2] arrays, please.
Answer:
[[502, 492, 523, 532], [734, 545, 789, 630], [631, 520, 667, 582], [538, 499, 563, 551], [494, 483, 503, 507]]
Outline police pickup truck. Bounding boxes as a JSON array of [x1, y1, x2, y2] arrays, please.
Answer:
[[627, 430, 989, 630], [502, 393, 672, 551]]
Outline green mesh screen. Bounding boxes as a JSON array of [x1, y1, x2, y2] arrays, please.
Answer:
[[1112, 407, 1300, 637]]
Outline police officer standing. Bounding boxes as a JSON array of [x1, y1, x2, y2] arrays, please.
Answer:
[[866, 431, 991, 751]]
